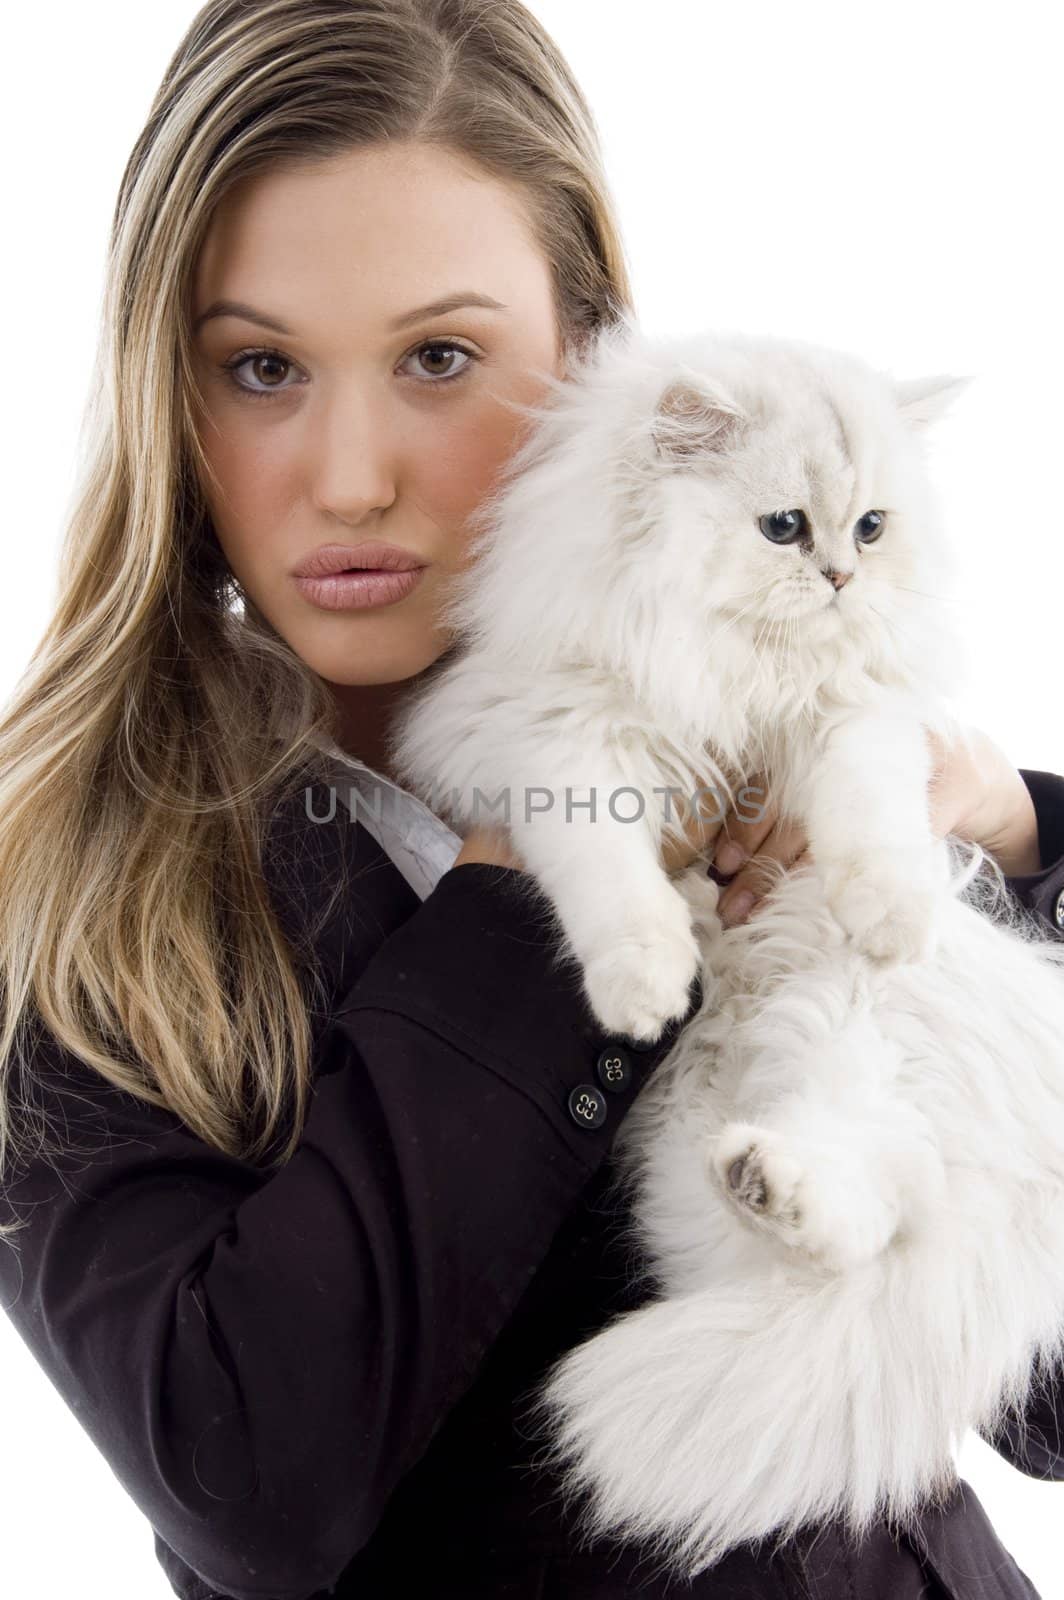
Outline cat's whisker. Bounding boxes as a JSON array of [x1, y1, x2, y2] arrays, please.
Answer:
[[864, 602, 924, 647], [890, 585, 957, 603], [703, 595, 763, 651], [739, 617, 771, 686]]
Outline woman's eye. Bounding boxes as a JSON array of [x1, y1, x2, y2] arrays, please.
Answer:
[[222, 350, 301, 397], [401, 340, 478, 383]]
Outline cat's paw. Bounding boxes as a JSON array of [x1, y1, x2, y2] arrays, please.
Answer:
[[820, 851, 939, 966], [711, 1121, 900, 1270], [580, 887, 702, 1043], [671, 865, 725, 934]]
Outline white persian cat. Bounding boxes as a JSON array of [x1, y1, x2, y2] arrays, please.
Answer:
[[389, 318, 1064, 1578]]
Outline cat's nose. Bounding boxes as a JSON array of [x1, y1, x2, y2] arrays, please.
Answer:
[[821, 568, 852, 591]]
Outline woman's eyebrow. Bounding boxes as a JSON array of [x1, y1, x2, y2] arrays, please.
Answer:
[[192, 291, 508, 338], [387, 292, 509, 330], [193, 300, 293, 336]]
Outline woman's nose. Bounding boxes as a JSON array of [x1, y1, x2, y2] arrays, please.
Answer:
[[307, 388, 397, 524]]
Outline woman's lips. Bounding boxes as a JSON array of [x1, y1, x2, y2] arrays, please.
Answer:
[[293, 566, 426, 611]]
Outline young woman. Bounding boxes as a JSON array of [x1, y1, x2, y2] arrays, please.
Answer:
[[2, 3, 1062, 1596]]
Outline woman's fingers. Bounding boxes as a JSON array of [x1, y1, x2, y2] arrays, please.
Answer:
[[658, 771, 799, 893], [660, 783, 729, 873], [710, 774, 777, 874], [717, 823, 810, 925]]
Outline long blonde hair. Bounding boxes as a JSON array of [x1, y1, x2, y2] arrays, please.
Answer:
[[0, 0, 634, 1232]]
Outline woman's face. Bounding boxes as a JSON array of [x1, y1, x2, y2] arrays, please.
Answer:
[[190, 140, 565, 695]]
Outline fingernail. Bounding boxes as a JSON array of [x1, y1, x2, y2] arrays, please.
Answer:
[[715, 841, 744, 875], [720, 889, 755, 926]]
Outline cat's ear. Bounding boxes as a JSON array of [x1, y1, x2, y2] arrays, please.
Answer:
[[893, 373, 972, 427], [650, 378, 747, 465]]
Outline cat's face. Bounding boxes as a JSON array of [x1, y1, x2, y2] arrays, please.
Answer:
[[440, 323, 966, 691], [615, 329, 966, 638]]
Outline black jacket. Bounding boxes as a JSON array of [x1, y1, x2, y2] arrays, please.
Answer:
[[2, 765, 1064, 1600]]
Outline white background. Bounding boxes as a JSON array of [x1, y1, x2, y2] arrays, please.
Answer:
[[2, 2, 1061, 1595]]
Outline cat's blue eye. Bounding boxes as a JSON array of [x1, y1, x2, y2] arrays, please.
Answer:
[[758, 509, 807, 544], [854, 510, 886, 543]]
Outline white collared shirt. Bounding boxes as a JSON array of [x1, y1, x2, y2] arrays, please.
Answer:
[[307, 731, 463, 902]]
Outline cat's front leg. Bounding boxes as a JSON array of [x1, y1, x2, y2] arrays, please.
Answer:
[[801, 710, 944, 965], [512, 792, 705, 1043]]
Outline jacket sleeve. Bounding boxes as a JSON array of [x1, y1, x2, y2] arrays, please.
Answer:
[[977, 767, 1064, 1479], [0, 858, 697, 1600]]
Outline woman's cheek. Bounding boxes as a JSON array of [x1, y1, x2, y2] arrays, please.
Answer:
[[416, 399, 536, 562], [201, 424, 296, 582]]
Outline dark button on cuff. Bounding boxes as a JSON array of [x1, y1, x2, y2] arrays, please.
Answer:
[[568, 1083, 608, 1130], [595, 1046, 634, 1093], [1055, 887, 1064, 931]]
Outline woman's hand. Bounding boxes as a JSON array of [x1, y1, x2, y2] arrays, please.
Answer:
[[922, 726, 1041, 878], [451, 725, 1041, 901], [659, 774, 777, 878], [452, 823, 526, 872], [691, 726, 1042, 928]]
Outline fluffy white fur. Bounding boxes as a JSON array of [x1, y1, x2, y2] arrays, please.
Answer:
[[390, 318, 1064, 1577]]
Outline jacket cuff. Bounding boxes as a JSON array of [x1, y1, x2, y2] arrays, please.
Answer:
[[1003, 769, 1064, 939], [335, 862, 700, 1173]]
